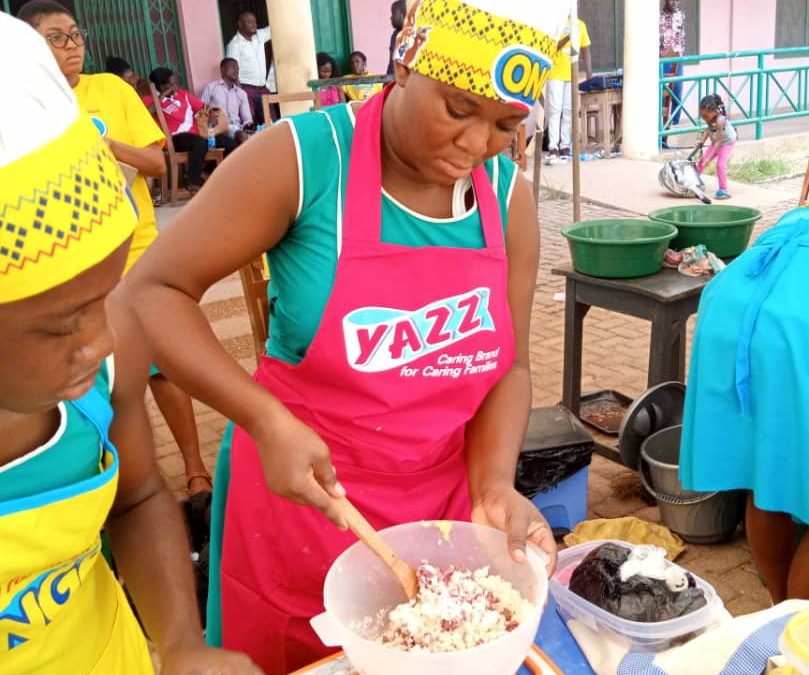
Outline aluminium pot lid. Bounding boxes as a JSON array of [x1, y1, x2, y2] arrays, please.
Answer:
[[617, 381, 686, 470]]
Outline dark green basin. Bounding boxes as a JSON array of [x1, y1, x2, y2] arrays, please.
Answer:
[[648, 205, 762, 257], [562, 219, 678, 279]]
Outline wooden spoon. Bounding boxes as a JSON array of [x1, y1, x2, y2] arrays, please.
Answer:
[[335, 496, 419, 601]]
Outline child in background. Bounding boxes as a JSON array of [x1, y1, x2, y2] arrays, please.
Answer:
[[315, 52, 345, 108], [342, 51, 384, 101], [696, 94, 737, 200]]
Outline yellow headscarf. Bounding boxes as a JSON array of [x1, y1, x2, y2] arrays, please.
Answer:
[[394, 0, 570, 110], [0, 14, 137, 304]]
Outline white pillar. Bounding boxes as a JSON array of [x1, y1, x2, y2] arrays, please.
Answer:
[[265, 0, 318, 116], [622, 0, 660, 159]]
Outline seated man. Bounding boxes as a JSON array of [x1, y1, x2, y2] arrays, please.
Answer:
[[202, 58, 253, 145], [144, 67, 236, 192]]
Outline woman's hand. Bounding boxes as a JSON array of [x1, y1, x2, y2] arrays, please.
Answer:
[[471, 484, 557, 576], [161, 644, 264, 674], [252, 408, 348, 528]]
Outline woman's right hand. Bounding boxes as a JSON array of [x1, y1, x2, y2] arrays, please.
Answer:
[[253, 408, 348, 528]]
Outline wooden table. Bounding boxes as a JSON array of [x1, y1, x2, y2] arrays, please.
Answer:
[[579, 89, 623, 151], [553, 265, 709, 458]]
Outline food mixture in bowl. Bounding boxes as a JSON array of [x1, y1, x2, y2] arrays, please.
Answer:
[[378, 562, 533, 652]]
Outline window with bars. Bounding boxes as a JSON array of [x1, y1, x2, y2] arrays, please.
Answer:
[[2, 0, 187, 84], [580, 0, 700, 72], [775, 0, 809, 52]]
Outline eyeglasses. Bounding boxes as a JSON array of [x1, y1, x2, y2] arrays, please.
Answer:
[[45, 29, 88, 49]]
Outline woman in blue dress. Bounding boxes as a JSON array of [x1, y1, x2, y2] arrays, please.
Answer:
[[680, 207, 809, 602]]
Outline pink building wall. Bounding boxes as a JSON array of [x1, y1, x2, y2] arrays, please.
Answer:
[[177, 0, 223, 95], [349, 0, 394, 75]]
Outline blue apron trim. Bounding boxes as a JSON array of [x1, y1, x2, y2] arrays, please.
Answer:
[[0, 387, 119, 518]]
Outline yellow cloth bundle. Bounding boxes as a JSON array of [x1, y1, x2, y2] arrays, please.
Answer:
[[563, 516, 687, 561]]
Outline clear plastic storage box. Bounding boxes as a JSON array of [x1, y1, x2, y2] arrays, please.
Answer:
[[549, 540, 725, 652]]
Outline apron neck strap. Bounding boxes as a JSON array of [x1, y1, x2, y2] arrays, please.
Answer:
[[69, 385, 114, 451], [343, 84, 506, 251]]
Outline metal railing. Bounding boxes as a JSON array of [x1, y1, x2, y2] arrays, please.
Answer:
[[660, 47, 809, 146]]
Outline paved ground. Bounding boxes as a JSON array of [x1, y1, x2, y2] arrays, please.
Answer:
[[533, 155, 801, 216], [150, 167, 804, 618]]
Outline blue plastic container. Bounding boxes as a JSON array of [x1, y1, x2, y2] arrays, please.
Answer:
[[530, 466, 589, 533]]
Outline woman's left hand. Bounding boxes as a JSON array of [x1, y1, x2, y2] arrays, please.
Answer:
[[471, 485, 558, 577], [161, 644, 264, 675]]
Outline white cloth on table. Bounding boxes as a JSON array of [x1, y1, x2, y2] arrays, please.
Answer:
[[566, 599, 809, 675]]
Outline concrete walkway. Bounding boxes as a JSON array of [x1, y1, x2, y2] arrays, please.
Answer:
[[533, 155, 799, 217]]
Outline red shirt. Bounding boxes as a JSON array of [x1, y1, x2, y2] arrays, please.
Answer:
[[143, 88, 204, 136]]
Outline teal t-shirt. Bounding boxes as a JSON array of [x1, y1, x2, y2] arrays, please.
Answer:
[[266, 104, 519, 364], [0, 359, 112, 501]]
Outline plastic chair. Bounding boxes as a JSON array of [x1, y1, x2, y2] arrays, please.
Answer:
[[148, 83, 225, 206]]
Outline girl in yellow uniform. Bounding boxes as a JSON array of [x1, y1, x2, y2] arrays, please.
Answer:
[[19, 0, 214, 498], [0, 13, 260, 675]]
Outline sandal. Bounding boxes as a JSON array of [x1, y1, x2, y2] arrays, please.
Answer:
[[186, 470, 213, 496]]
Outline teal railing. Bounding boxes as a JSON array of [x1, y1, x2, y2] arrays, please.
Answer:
[[660, 47, 809, 147]]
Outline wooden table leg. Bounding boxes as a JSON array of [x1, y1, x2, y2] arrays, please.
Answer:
[[648, 308, 687, 387], [598, 94, 610, 149], [562, 277, 591, 415]]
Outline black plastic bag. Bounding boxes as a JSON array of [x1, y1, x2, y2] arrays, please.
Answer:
[[516, 447, 593, 497], [515, 407, 595, 497], [569, 543, 707, 623], [182, 490, 212, 624]]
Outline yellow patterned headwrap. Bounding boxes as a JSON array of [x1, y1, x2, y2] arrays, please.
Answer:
[[0, 14, 136, 304], [394, 0, 568, 110]]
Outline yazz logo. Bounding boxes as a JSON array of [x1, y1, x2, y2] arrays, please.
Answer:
[[343, 288, 495, 372], [492, 46, 552, 108]]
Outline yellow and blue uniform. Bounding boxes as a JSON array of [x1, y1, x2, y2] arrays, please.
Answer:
[[1, 14, 146, 671], [0, 361, 153, 674], [73, 73, 165, 273]]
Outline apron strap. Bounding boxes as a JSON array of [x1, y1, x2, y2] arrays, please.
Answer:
[[343, 84, 506, 252], [342, 87, 386, 243], [470, 164, 506, 251], [69, 385, 114, 452]]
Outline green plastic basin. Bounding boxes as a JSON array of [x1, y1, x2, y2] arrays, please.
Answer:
[[562, 219, 678, 279], [648, 205, 762, 257]]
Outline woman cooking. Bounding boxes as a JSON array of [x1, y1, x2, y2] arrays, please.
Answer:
[[125, 0, 568, 672]]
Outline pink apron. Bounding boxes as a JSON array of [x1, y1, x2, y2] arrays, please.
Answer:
[[220, 88, 516, 674]]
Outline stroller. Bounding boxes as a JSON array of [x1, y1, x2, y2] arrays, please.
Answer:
[[658, 144, 712, 204]]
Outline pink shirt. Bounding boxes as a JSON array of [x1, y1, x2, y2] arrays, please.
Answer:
[[318, 85, 342, 108]]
